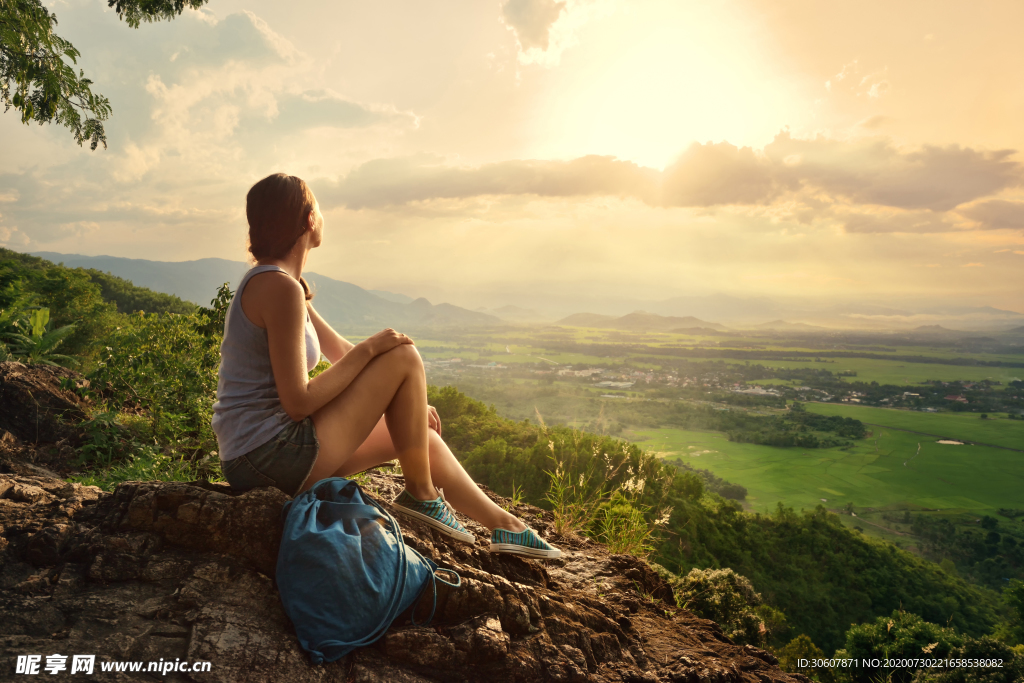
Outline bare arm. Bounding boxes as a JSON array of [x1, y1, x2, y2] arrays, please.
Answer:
[[254, 273, 412, 421], [306, 302, 353, 364]]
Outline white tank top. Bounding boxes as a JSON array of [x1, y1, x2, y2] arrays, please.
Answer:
[[212, 265, 321, 461]]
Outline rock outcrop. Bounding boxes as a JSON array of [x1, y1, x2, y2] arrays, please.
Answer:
[[0, 361, 808, 682]]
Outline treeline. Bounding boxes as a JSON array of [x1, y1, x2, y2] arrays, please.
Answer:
[[909, 514, 1024, 589], [663, 402, 865, 449], [84, 268, 196, 315], [544, 338, 1024, 368], [443, 376, 866, 449], [662, 458, 748, 500]]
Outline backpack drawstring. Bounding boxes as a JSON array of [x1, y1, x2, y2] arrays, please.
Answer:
[[410, 567, 462, 626]]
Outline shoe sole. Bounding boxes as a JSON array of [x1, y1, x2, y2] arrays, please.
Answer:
[[489, 543, 562, 559], [392, 505, 476, 544]]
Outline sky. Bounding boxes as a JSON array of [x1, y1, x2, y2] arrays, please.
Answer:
[[2, 0, 1023, 316]]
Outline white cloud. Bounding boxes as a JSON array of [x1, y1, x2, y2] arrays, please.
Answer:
[[0, 225, 30, 247], [826, 59, 891, 99], [867, 80, 890, 98]]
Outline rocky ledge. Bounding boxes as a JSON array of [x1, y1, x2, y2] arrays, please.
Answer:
[[0, 466, 808, 683]]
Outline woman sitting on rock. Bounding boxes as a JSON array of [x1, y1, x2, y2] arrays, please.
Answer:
[[212, 173, 560, 559]]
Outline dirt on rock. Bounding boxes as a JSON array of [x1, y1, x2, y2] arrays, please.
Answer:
[[1, 468, 808, 682], [0, 361, 90, 476]]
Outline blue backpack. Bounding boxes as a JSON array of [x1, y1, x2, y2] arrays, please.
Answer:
[[276, 477, 461, 664]]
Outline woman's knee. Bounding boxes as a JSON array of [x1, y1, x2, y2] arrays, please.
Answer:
[[380, 343, 424, 374]]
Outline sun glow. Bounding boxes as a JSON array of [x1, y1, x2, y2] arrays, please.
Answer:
[[526, 1, 803, 168]]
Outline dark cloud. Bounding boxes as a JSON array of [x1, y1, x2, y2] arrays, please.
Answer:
[[501, 0, 566, 51], [661, 142, 783, 207], [319, 133, 1021, 214], [858, 115, 890, 129], [765, 133, 1020, 211], [274, 92, 392, 128], [232, 92, 412, 139], [842, 211, 958, 234], [320, 155, 658, 209], [958, 200, 1024, 230]]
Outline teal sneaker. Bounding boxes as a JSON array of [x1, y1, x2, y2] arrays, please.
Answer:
[[392, 487, 475, 544], [489, 526, 562, 559]]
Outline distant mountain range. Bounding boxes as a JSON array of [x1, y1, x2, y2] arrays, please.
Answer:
[[475, 305, 550, 323], [30, 252, 1024, 333], [750, 320, 826, 332], [556, 311, 729, 332], [32, 252, 497, 331], [609, 294, 1024, 332]]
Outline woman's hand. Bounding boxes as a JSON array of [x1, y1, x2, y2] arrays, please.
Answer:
[[360, 328, 414, 357], [427, 405, 442, 436]]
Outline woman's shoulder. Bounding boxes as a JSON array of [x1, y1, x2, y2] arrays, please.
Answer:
[[247, 267, 296, 286], [240, 268, 305, 328]]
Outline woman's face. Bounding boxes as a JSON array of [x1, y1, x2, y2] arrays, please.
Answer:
[[309, 199, 324, 248]]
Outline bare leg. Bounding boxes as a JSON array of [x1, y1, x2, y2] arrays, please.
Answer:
[[337, 416, 528, 532], [299, 344, 436, 501]]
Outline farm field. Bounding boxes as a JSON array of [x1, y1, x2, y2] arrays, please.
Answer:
[[722, 356, 1022, 385], [804, 402, 1024, 451], [631, 424, 1024, 518], [412, 327, 1024, 386]]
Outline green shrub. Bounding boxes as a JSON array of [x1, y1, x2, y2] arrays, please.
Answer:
[[834, 610, 961, 683], [774, 634, 836, 683], [88, 310, 220, 459], [910, 636, 1023, 683], [668, 566, 787, 646], [69, 448, 216, 491], [595, 495, 659, 559], [993, 580, 1024, 647]]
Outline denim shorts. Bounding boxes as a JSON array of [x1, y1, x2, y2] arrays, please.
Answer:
[[221, 417, 319, 497]]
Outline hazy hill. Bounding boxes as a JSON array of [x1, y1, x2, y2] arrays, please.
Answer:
[[614, 311, 728, 332], [563, 292, 1024, 331], [368, 289, 414, 304], [477, 305, 550, 323], [31, 252, 498, 330], [555, 312, 618, 327], [749, 320, 826, 332], [648, 293, 784, 321], [911, 325, 959, 334], [556, 310, 727, 332]]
